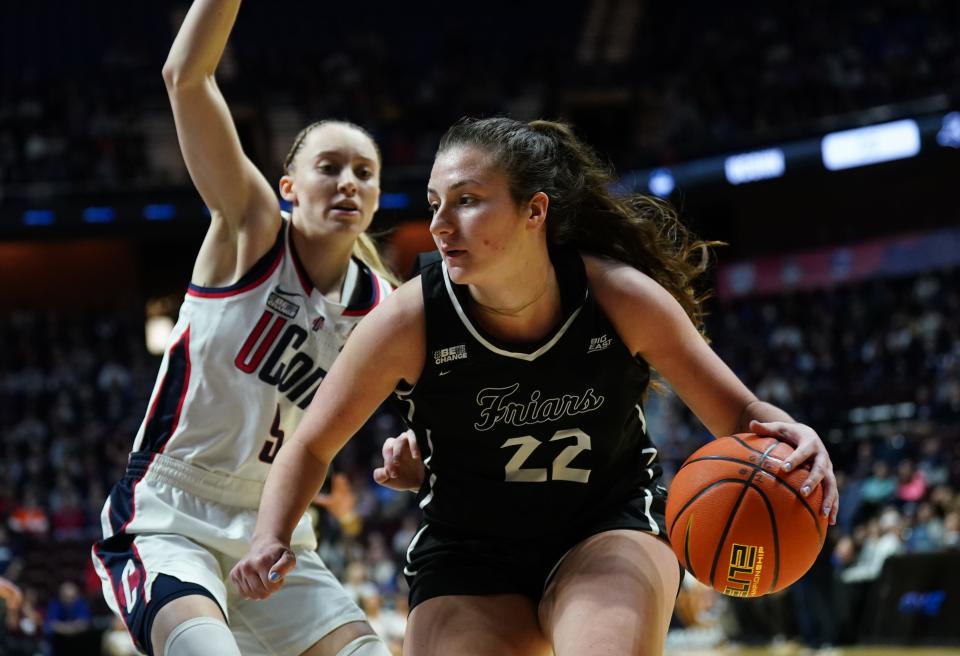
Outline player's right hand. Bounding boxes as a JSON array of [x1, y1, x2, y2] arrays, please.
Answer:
[[373, 429, 425, 492], [229, 537, 296, 600]]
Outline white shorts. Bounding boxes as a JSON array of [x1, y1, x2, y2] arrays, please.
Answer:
[[92, 453, 366, 655]]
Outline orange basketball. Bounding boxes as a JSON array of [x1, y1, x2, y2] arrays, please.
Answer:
[[665, 433, 828, 597]]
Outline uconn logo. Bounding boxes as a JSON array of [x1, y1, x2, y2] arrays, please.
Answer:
[[234, 308, 327, 409]]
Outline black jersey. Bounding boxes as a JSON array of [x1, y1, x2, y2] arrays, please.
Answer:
[[391, 249, 664, 540]]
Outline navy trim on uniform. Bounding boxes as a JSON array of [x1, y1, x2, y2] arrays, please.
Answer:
[[187, 221, 286, 298], [92, 534, 220, 656], [140, 326, 191, 454], [92, 534, 151, 652], [106, 456, 150, 534]]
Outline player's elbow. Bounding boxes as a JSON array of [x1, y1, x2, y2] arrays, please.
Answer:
[[161, 58, 180, 89], [161, 59, 204, 92]]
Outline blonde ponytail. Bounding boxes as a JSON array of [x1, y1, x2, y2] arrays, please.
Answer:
[[353, 232, 400, 288]]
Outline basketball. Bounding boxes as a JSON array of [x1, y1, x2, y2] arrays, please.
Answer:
[[665, 433, 828, 597]]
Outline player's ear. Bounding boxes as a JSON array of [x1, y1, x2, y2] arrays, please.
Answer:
[[526, 191, 549, 230], [279, 175, 296, 204]]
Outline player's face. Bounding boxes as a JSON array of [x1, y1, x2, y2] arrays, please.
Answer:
[[283, 124, 380, 237], [427, 146, 532, 285]]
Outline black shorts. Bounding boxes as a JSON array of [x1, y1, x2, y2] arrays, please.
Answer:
[[405, 486, 671, 609]]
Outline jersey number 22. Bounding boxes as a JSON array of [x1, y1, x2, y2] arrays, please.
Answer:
[[501, 428, 591, 483]]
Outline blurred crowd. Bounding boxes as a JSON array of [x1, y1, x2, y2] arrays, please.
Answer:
[[2, 0, 958, 197], [0, 260, 957, 653]]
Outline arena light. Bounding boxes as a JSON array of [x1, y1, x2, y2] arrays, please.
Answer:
[[821, 119, 921, 171], [648, 168, 675, 197], [23, 209, 55, 226], [145, 315, 174, 355], [724, 148, 786, 185], [143, 203, 176, 220], [937, 112, 960, 148], [83, 206, 115, 223]]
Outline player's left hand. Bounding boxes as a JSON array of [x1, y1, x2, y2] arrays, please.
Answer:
[[749, 420, 838, 526]]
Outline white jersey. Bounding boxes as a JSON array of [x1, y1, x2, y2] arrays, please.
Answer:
[[131, 220, 392, 481], [93, 220, 394, 654]]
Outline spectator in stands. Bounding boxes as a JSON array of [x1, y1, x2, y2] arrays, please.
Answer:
[[0, 527, 21, 580], [943, 511, 960, 549], [7, 488, 49, 540], [895, 459, 928, 506], [49, 486, 88, 542], [860, 461, 897, 509], [358, 584, 405, 655], [905, 502, 945, 552], [917, 437, 949, 487], [44, 581, 94, 656], [842, 508, 904, 583]]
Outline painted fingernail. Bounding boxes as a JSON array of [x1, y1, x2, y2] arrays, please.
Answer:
[[783, 463, 793, 472], [801, 485, 811, 496], [269, 571, 280, 583]]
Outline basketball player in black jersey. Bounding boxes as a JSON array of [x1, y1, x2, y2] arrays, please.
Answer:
[[233, 118, 839, 655]]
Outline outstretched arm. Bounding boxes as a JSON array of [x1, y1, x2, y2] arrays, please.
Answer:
[[230, 280, 425, 598], [585, 255, 839, 525], [162, 0, 281, 286]]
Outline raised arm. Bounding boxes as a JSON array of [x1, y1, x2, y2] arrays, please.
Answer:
[[230, 280, 426, 599], [584, 255, 838, 525], [162, 0, 280, 285]]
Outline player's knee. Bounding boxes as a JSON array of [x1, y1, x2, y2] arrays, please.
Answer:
[[163, 617, 241, 656], [335, 634, 392, 656]]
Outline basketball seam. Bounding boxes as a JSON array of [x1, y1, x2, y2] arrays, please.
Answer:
[[683, 450, 824, 542], [765, 472, 825, 542], [749, 481, 781, 594], [667, 479, 750, 537], [682, 455, 780, 474], [683, 516, 696, 580], [707, 442, 779, 590], [729, 434, 766, 455]]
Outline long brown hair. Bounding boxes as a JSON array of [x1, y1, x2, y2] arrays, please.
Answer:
[[283, 120, 399, 287], [437, 117, 719, 333]]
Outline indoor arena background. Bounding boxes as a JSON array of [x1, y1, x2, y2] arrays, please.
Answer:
[[1, 1, 959, 654]]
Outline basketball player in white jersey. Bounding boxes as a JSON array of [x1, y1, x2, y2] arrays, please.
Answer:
[[90, 1, 395, 655]]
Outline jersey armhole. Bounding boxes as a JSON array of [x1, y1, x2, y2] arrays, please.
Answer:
[[186, 223, 286, 298]]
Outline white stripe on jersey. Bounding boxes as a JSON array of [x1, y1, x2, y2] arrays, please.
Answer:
[[441, 260, 585, 362]]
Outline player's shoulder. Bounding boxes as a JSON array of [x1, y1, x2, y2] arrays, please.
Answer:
[[580, 252, 666, 305], [368, 276, 425, 333]]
